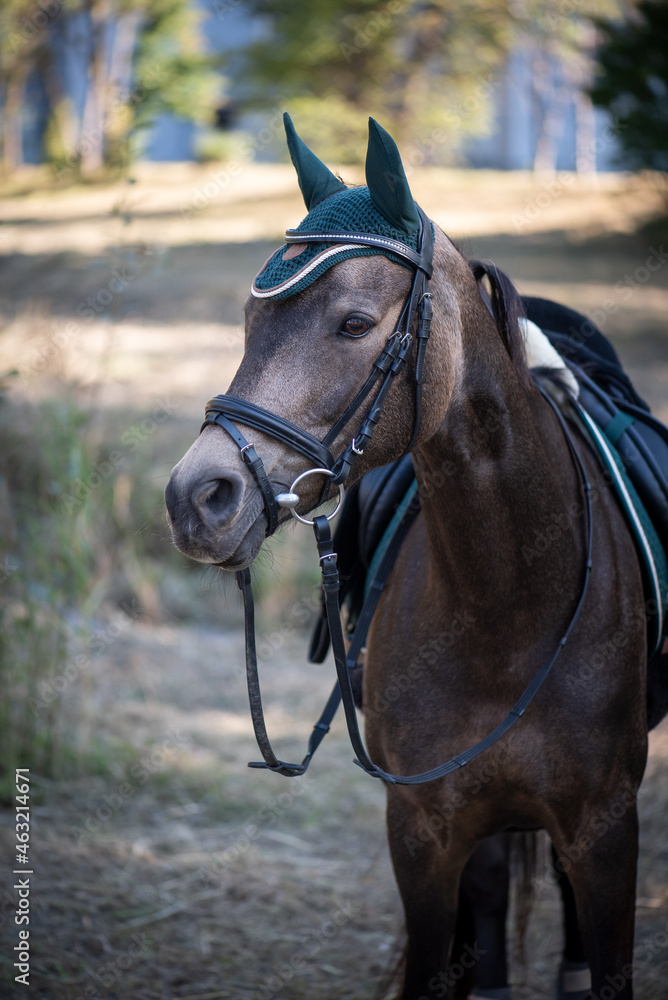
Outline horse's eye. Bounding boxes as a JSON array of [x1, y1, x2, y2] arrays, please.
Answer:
[[339, 315, 373, 338]]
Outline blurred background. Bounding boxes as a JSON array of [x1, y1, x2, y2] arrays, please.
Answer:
[[0, 1, 667, 997]]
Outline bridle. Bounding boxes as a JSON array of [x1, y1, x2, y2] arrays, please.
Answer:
[[198, 207, 594, 785], [202, 205, 434, 535]]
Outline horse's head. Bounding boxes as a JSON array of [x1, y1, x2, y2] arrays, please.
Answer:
[[165, 116, 522, 570]]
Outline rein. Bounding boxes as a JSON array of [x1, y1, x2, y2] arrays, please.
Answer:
[[202, 207, 594, 785], [237, 386, 593, 784]]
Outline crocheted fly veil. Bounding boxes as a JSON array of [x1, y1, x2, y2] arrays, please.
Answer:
[[251, 114, 424, 301]]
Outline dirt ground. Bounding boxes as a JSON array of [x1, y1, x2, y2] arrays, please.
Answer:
[[0, 165, 667, 999]]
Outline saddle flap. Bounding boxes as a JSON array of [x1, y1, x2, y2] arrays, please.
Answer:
[[577, 377, 668, 557]]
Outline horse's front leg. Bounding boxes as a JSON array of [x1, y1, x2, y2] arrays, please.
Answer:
[[552, 796, 640, 1000], [386, 788, 473, 1000]]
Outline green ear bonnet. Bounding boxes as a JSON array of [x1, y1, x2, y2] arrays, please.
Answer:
[[251, 115, 429, 301]]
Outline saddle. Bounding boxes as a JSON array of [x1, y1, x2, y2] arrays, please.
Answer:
[[525, 296, 668, 658], [309, 297, 668, 725]]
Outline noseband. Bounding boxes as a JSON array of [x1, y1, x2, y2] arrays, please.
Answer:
[[201, 206, 434, 535]]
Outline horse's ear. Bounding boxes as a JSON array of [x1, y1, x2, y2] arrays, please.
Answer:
[[284, 113, 347, 210], [365, 118, 420, 236]]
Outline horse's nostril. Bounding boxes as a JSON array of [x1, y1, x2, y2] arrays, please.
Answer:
[[204, 479, 233, 514], [192, 475, 243, 527]]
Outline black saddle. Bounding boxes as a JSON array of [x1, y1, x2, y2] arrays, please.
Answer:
[[523, 296, 668, 560], [309, 296, 668, 727]]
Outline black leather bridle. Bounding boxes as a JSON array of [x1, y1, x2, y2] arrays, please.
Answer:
[[202, 206, 434, 535], [199, 209, 594, 785]]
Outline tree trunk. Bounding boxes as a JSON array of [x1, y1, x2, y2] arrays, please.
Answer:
[[533, 91, 567, 173], [80, 0, 110, 174], [109, 11, 141, 103], [3, 65, 29, 172], [572, 22, 597, 175], [574, 90, 597, 174], [105, 11, 141, 164], [531, 48, 567, 174]]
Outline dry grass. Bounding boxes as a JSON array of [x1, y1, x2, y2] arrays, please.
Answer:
[[0, 618, 666, 999]]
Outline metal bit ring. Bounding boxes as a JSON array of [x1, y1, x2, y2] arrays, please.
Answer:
[[285, 468, 344, 525]]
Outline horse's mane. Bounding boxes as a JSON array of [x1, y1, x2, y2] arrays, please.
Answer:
[[468, 258, 532, 390]]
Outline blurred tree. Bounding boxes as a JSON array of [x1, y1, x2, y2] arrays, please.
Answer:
[[0, 0, 53, 171], [508, 0, 622, 174], [237, 0, 520, 163], [236, 0, 625, 168], [60, 0, 221, 175], [0, 0, 221, 175], [590, 0, 668, 171]]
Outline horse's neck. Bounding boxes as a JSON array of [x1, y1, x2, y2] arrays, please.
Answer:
[[412, 356, 581, 610]]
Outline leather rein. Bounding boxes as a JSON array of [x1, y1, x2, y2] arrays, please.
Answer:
[[200, 211, 594, 785]]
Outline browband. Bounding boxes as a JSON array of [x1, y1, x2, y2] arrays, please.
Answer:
[[284, 229, 434, 279]]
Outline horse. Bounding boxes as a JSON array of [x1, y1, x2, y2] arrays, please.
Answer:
[[165, 115, 651, 999]]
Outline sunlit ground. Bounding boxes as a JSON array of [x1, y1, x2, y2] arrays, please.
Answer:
[[0, 165, 666, 998], [1, 165, 666, 418]]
